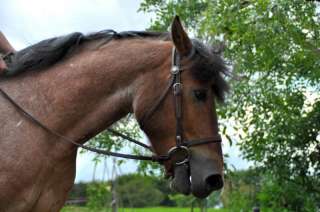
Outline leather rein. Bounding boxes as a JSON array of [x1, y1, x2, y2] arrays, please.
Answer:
[[0, 47, 222, 166]]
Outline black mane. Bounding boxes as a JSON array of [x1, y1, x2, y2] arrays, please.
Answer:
[[3, 30, 168, 77], [3, 30, 228, 101]]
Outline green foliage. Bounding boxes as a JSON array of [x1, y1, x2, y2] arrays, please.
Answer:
[[86, 182, 111, 209], [221, 168, 261, 211], [82, 115, 160, 175], [68, 182, 87, 200], [168, 194, 195, 207], [139, 1, 320, 210], [257, 173, 319, 211], [221, 168, 319, 211], [68, 174, 223, 208], [116, 174, 164, 207], [62, 206, 228, 212]]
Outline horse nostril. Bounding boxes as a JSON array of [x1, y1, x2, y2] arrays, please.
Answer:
[[205, 174, 223, 191]]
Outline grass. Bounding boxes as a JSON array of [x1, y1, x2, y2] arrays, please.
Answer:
[[62, 206, 228, 212]]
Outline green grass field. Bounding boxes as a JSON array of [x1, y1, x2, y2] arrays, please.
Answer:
[[62, 206, 228, 212]]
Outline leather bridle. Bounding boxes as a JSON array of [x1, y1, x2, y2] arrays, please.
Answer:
[[138, 47, 222, 166], [0, 47, 222, 168]]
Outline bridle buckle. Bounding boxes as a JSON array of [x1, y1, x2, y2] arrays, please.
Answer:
[[168, 146, 190, 166], [173, 83, 182, 95]]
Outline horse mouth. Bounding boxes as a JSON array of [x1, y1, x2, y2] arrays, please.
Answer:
[[170, 165, 191, 195], [169, 151, 224, 198]]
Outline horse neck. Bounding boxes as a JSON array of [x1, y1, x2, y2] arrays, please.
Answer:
[[4, 38, 172, 151]]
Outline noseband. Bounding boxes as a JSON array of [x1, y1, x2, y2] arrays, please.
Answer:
[[0, 46, 222, 169]]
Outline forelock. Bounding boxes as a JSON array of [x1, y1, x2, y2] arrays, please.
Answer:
[[189, 39, 230, 102]]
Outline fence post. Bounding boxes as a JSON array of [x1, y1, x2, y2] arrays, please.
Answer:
[[111, 159, 118, 212]]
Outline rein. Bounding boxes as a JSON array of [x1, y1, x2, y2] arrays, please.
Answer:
[[0, 46, 222, 166], [0, 88, 167, 162]]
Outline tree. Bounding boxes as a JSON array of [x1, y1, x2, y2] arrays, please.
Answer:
[[86, 181, 111, 209], [81, 115, 144, 174], [68, 182, 88, 200], [221, 168, 262, 211], [139, 0, 320, 211], [116, 174, 164, 207]]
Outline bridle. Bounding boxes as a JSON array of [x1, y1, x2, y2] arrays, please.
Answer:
[[0, 46, 222, 170], [138, 47, 222, 166]]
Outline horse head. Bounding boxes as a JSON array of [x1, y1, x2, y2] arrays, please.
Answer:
[[133, 16, 229, 198]]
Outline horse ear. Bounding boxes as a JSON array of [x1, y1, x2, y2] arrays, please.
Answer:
[[171, 16, 193, 56]]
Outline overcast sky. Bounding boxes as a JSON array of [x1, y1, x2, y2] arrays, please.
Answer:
[[0, 0, 250, 182], [0, 0, 153, 49]]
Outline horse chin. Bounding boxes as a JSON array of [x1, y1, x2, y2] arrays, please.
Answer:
[[170, 165, 191, 195]]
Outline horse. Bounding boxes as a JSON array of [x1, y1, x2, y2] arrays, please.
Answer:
[[0, 16, 229, 211]]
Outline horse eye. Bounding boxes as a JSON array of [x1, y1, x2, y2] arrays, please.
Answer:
[[193, 89, 207, 102]]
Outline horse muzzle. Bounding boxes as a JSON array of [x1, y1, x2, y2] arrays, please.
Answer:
[[170, 149, 223, 198]]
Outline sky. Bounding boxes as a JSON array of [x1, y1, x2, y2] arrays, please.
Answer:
[[0, 0, 251, 182]]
